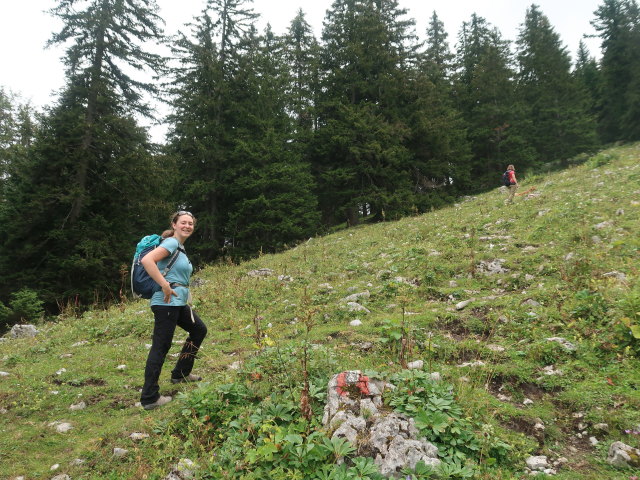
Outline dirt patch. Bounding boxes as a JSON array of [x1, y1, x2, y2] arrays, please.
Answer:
[[437, 317, 470, 339], [488, 375, 562, 400]]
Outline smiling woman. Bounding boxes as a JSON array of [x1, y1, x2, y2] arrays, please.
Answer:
[[138, 210, 207, 410]]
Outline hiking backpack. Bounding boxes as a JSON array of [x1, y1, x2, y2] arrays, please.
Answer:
[[502, 171, 511, 187], [131, 234, 183, 299]]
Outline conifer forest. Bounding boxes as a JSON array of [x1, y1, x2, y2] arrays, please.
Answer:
[[0, 0, 639, 323]]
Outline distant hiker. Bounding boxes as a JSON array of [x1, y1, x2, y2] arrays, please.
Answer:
[[503, 164, 518, 205], [139, 211, 207, 411]]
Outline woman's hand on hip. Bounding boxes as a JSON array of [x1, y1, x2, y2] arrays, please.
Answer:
[[161, 283, 178, 303]]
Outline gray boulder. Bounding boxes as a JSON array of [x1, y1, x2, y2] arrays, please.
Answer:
[[323, 371, 440, 477], [607, 441, 640, 468], [10, 324, 39, 338]]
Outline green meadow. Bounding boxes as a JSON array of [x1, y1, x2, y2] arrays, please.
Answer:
[[2, 143, 640, 479]]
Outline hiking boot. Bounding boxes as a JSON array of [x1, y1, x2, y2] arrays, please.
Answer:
[[143, 395, 172, 410], [171, 374, 202, 384]]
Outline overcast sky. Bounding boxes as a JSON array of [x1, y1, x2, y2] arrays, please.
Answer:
[[1, 0, 602, 140]]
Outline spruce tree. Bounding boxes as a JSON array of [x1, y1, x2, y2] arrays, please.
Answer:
[[314, 0, 417, 225], [574, 41, 601, 123], [222, 26, 320, 257], [453, 15, 530, 190], [167, 0, 258, 260], [283, 9, 321, 135], [592, 0, 640, 141], [405, 12, 471, 201], [0, 0, 169, 308], [515, 5, 598, 162]]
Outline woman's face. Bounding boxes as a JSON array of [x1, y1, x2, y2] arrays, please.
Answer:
[[173, 214, 195, 241]]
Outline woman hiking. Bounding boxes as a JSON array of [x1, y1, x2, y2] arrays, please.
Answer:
[[504, 164, 518, 205], [139, 211, 207, 410]]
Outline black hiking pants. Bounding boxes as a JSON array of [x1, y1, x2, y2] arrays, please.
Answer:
[[140, 305, 207, 406]]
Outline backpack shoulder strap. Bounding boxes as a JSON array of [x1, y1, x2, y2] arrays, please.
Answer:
[[161, 244, 184, 276]]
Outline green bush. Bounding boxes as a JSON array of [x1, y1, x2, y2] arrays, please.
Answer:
[[9, 288, 44, 323], [0, 301, 11, 331]]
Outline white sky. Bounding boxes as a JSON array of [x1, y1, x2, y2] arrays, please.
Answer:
[[1, 0, 602, 141]]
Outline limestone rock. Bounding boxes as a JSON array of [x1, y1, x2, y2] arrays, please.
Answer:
[[406, 360, 424, 370], [345, 302, 370, 314], [69, 401, 86, 411], [607, 441, 640, 468], [113, 447, 129, 458], [10, 324, 38, 338], [342, 291, 370, 303], [323, 371, 439, 477], [546, 337, 577, 352], [49, 421, 73, 433], [526, 455, 549, 471], [247, 268, 273, 278], [455, 300, 472, 310]]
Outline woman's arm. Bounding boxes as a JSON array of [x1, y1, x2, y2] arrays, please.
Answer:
[[141, 246, 177, 303]]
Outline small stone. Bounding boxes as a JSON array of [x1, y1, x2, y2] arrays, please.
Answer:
[[129, 432, 150, 441], [594, 221, 612, 230], [589, 436, 599, 446], [349, 319, 362, 327], [70, 458, 86, 466], [113, 447, 129, 458], [342, 291, 370, 303], [56, 368, 67, 375], [602, 271, 627, 282], [526, 455, 549, 471], [116, 364, 126, 370], [523, 398, 534, 406], [458, 360, 485, 368], [71, 340, 89, 347], [247, 268, 273, 277], [49, 421, 73, 433], [0, 371, 9, 377], [228, 361, 242, 370], [345, 302, 370, 314], [593, 423, 609, 431], [522, 299, 541, 307], [486, 344, 505, 353], [69, 401, 86, 411], [455, 300, 471, 310], [51, 463, 60, 470], [546, 337, 577, 352], [175, 458, 197, 479], [542, 365, 562, 375], [406, 360, 424, 370]]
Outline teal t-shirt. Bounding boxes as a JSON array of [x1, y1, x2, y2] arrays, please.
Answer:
[[150, 237, 192, 307]]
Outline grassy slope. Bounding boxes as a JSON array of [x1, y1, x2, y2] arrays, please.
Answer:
[[1, 143, 640, 479]]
